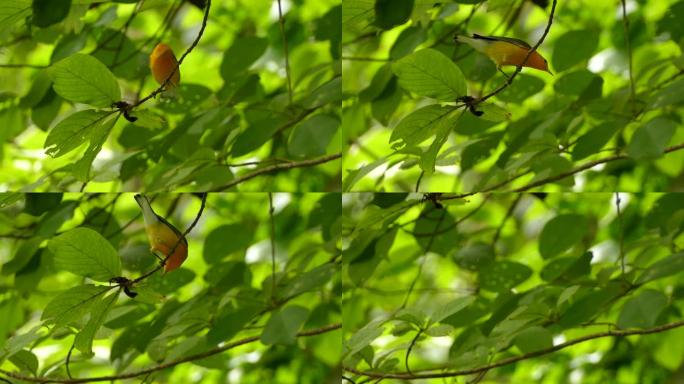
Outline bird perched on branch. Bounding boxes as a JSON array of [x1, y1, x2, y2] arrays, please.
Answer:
[[134, 194, 188, 273], [454, 33, 552, 75], [149, 43, 180, 96]]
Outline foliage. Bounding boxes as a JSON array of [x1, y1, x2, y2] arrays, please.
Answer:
[[342, 0, 684, 192], [0, 0, 341, 192], [0, 192, 341, 383], [342, 192, 684, 383]]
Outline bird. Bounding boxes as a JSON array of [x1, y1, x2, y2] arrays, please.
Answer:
[[134, 194, 188, 273], [149, 43, 180, 95], [454, 33, 552, 76]]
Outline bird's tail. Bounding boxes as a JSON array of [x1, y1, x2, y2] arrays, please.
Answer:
[[134, 194, 159, 226], [453, 34, 488, 51]]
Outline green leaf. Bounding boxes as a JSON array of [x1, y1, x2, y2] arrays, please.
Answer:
[[636, 253, 684, 284], [42, 284, 108, 327], [453, 243, 495, 271], [479, 261, 532, 292], [538, 214, 589, 259], [24, 193, 62, 215], [288, 114, 340, 158], [390, 104, 453, 147], [390, 26, 427, 59], [260, 305, 310, 345], [657, 1, 684, 42], [572, 121, 621, 161], [220, 36, 268, 81], [0, 326, 45, 360], [460, 132, 503, 171], [496, 74, 545, 103], [8, 349, 38, 375], [477, 103, 511, 122], [231, 116, 280, 157], [48, 227, 122, 281], [50, 54, 121, 107], [374, 0, 414, 30], [19, 70, 52, 108], [551, 30, 598, 72], [203, 223, 255, 264], [650, 77, 684, 108], [559, 286, 622, 327], [282, 264, 336, 298], [430, 296, 476, 324], [617, 289, 667, 329], [32, 0, 71, 27], [554, 69, 601, 96], [514, 326, 553, 353], [627, 116, 677, 160], [413, 207, 457, 255], [392, 49, 467, 101], [206, 302, 262, 344], [345, 320, 384, 356], [420, 110, 461, 174], [44, 110, 111, 157], [0, 0, 31, 30], [31, 89, 62, 130], [72, 113, 118, 182], [74, 290, 118, 357]]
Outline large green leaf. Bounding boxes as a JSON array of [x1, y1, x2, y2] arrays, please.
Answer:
[[44, 110, 111, 158], [32, 0, 70, 27], [390, 104, 453, 147], [41, 284, 109, 327], [538, 214, 589, 259], [203, 223, 255, 264], [617, 289, 667, 329], [288, 114, 340, 158], [392, 49, 467, 101], [0, 0, 31, 30], [636, 253, 684, 284], [479, 261, 532, 292], [74, 291, 119, 357], [50, 54, 121, 107], [48, 227, 122, 281], [551, 30, 598, 72], [627, 116, 677, 160], [514, 326, 553, 353], [220, 36, 268, 81], [260, 305, 310, 345]]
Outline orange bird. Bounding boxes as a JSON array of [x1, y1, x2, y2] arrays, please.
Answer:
[[455, 34, 552, 75], [149, 43, 180, 91], [134, 194, 188, 273]]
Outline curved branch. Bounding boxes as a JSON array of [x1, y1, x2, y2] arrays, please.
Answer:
[[476, 0, 557, 105], [0, 323, 341, 384], [441, 141, 684, 200], [212, 153, 342, 191], [344, 319, 684, 379]]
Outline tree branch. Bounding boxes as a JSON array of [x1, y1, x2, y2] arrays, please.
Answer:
[[276, 0, 293, 104], [212, 153, 341, 191], [620, 0, 636, 111], [0, 324, 341, 383], [344, 319, 684, 379], [440, 141, 684, 200]]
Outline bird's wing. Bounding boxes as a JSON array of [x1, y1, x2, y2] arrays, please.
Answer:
[[472, 34, 532, 49], [156, 214, 189, 246]]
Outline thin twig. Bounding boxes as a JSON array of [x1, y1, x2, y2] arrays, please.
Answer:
[[276, 0, 293, 104], [476, 0, 557, 105], [344, 319, 684, 379], [268, 193, 277, 300], [620, 0, 636, 112], [0, 324, 341, 383], [415, 171, 424, 192], [133, 0, 211, 108], [401, 210, 447, 309], [341, 56, 390, 62], [212, 153, 341, 191], [615, 192, 626, 276], [491, 194, 522, 246], [405, 328, 423, 374], [0, 63, 47, 69]]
